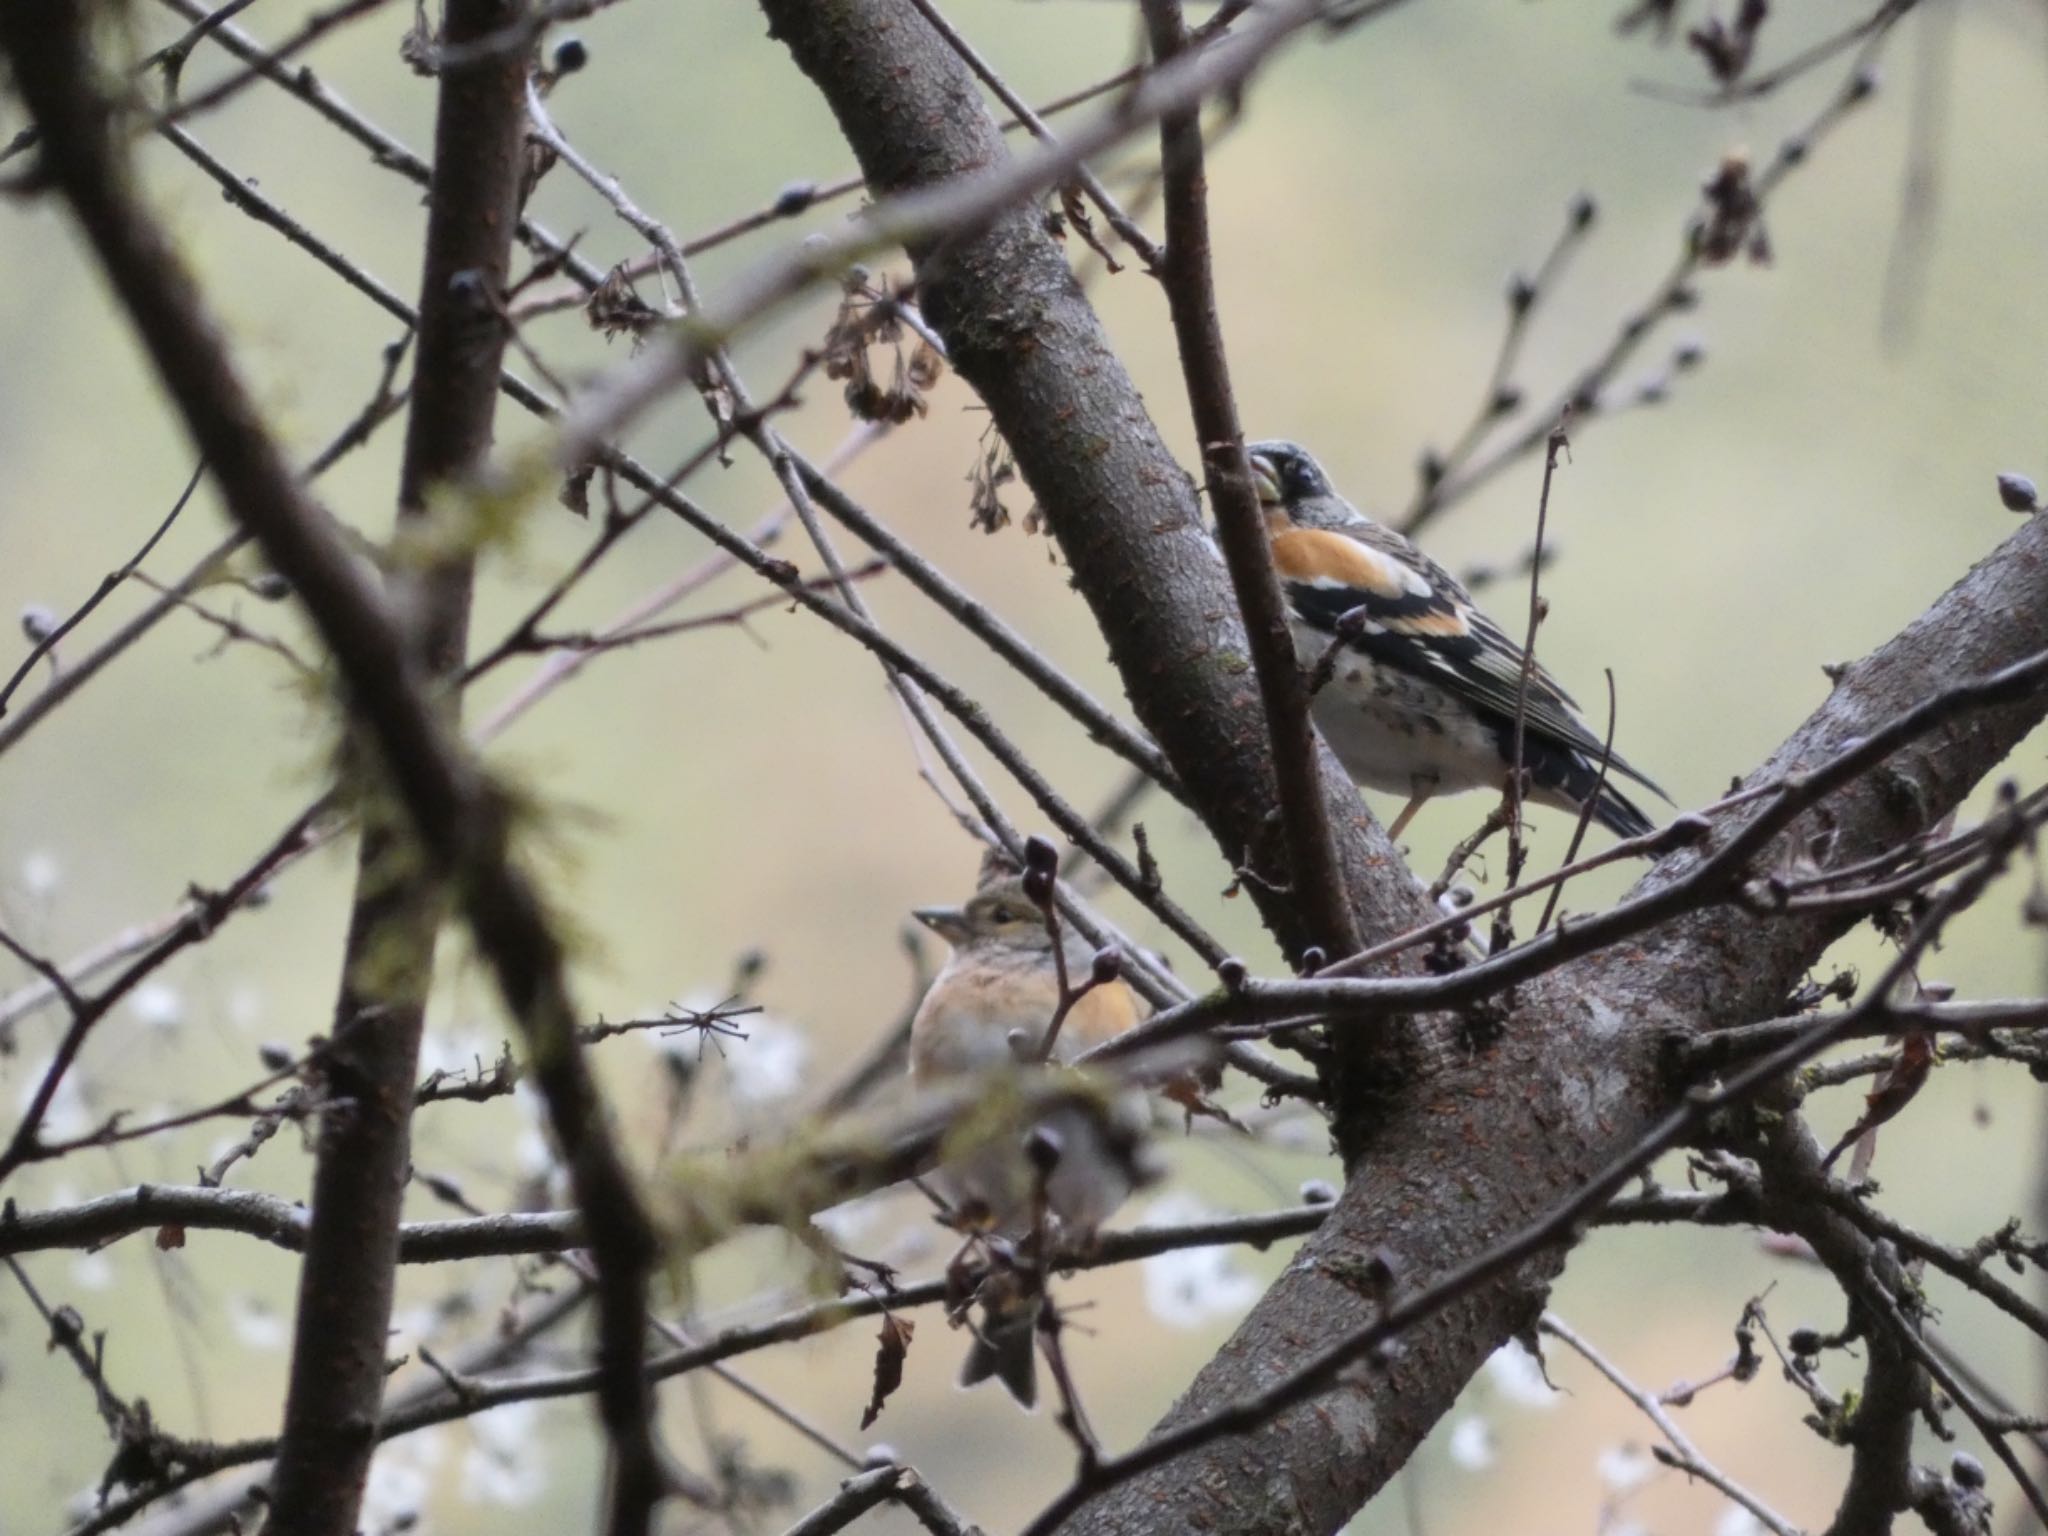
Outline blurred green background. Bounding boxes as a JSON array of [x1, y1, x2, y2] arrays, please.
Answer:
[[3, 0, 2046, 1531]]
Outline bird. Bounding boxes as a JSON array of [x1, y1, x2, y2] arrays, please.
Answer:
[[908, 873, 1151, 1407], [1243, 439, 1667, 842]]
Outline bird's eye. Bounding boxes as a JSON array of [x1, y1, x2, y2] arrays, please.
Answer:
[[989, 904, 1018, 924]]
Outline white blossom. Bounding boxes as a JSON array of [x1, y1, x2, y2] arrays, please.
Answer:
[[1484, 1339, 1560, 1410], [722, 1013, 809, 1106], [361, 1430, 445, 1535], [389, 1304, 441, 1346], [228, 1293, 287, 1350], [1715, 1508, 1765, 1536], [227, 984, 265, 1031], [512, 1083, 556, 1179], [130, 982, 184, 1033], [418, 1024, 495, 1080], [70, 1248, 113, 1291], [1263, 1120, 1326, 1154], [20, 851, 60, 897], [1140, 1193, 1259, 1328], [1597, 1442, 1653, 1493], [1447, 1415, 1495, 1471], [460, 1400, 548, 1506]]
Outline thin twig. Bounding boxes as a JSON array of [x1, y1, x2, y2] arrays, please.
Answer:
[[1540, 1311, 1801, 1536], [1537, 668, 1619, 933], [1494, 418, 1569, 949], [903, 0, 1161, 269], [1405, 196, 1595, 528], [1405, 71, 1878, 529], [552, 0, 1332, 465], [0, 456, 205, 721], [1138, 0, 1363, 1093]]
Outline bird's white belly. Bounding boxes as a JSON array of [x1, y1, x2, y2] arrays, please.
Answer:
[[1293, 625, 1503, 797]]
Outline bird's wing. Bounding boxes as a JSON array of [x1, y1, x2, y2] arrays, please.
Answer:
[[1058, 977, 1147, 1057], [1271, 524, 1663, 796]]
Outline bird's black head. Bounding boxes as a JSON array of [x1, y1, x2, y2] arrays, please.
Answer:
[[1245, 440, 1334, 508]]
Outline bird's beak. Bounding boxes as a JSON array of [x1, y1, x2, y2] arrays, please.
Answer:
[[1248, 455, 1283, 506], [913, 904, 970, 944]]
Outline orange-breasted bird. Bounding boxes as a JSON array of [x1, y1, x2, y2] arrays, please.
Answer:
[[908, 876, 1150, 1407], [1246, 439, 1668, 841]]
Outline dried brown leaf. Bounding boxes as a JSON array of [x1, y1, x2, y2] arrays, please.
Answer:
[[859, 1312, 915, 1429]]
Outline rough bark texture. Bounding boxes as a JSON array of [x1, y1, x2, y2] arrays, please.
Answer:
[[754, 2, 2048, 1530], [265, 3, 529, 1529]]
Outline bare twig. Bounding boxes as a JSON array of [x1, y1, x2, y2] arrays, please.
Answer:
[[554, 0, 1331, 464], [148, 0, 393, 130], [1139, 0, 1367, 1126], [1405, 70, 1879, 529], [28, 1198, 1326, 1534], [905, 0, 1160, 269], [1540, 1311, 1800, 1536], [0, 809, 318, 1185], [788, 452, 1182, 798], [0, 456, 205, 721], [1405, 195, 1595, 528], [1494, 418, 1569, 949]]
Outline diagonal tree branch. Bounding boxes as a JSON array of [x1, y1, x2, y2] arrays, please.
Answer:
[[1042, 514, 2048, 1536]]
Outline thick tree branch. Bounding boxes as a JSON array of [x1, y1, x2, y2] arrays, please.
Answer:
[[1761, 1107, 1927, 1536], [265, 5, 527, 1527], [1044, 519, 2048, 1536]]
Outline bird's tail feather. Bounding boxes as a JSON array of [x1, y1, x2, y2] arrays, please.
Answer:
[[1586, 778, 1657, 840], [1526, 737, 1663, 840], [959, 1313, 1038, 1409]]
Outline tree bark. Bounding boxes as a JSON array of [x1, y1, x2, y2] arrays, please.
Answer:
[[265, 3, 529, 1531]]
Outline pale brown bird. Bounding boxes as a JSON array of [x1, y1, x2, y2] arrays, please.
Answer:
[[909, 876, 1150, 1406]]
